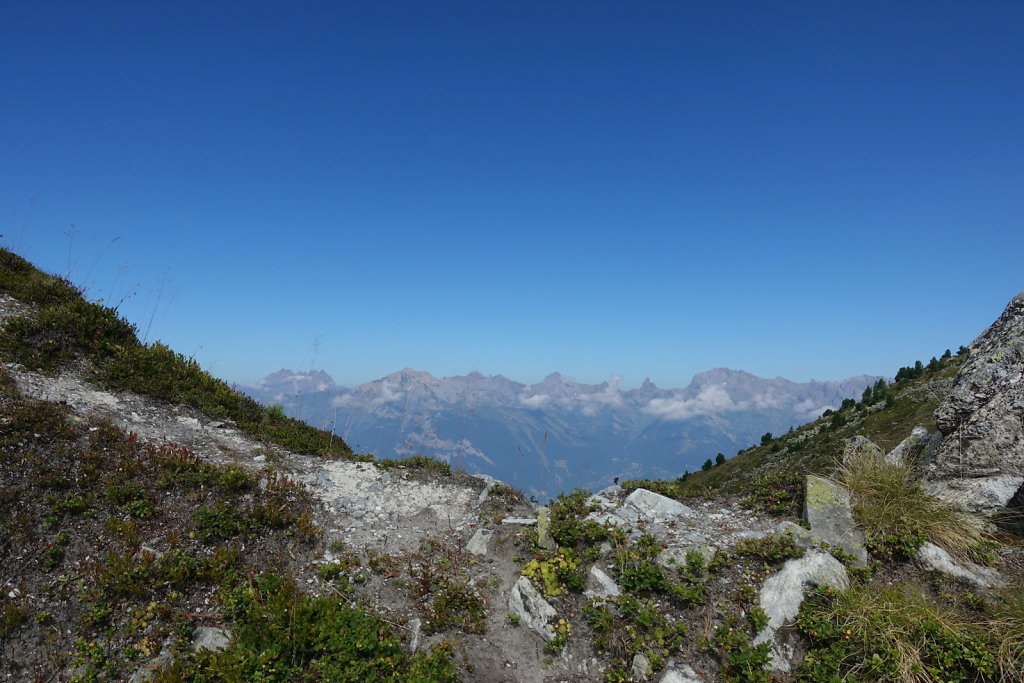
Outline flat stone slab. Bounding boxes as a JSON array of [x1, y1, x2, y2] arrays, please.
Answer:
[[501, 517, 538, 525], [803, 475, 867, 567]]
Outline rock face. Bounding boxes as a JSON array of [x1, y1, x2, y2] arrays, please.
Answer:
[[927, 292, 1024, 513]]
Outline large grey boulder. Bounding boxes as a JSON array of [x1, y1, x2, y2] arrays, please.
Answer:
[[620, 488, 697, 523], [927, 292, 1024, 513], [753, 549, 849, 672], [508, 576, 557, 641], [802, 475, 867, 567]]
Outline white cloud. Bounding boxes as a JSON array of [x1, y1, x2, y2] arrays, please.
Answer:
[[752, 392, 787, 410], [332, 381, 405, 408], [794, 399, 833, 420], [644, 385, 745, 421], [520, 393, 551, 408]]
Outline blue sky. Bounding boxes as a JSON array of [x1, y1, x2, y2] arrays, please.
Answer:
[[2, 1, 1022, 390]]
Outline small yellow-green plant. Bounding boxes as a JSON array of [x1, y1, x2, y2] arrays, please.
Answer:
[[546, 618, 572, 652], [522, 550, 580, 597]]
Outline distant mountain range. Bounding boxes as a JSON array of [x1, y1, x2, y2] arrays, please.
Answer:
[[245, 368, 882, 498]]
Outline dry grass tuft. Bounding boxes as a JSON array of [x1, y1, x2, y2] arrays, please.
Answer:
[[838, 444, 990, 562]]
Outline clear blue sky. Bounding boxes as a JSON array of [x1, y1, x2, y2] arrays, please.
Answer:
[[2, 1, 1022, 389]]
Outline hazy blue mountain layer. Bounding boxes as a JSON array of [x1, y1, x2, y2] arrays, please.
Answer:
[[246, 368, 880, 498]]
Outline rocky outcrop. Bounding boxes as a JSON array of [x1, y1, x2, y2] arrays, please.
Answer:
[[927, 292, 1024, 513]]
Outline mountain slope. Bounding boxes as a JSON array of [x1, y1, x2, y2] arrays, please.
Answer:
[[665, 352, 966, 495]]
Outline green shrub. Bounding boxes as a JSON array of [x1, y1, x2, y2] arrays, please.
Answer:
[[192, 504, 243, 542], [740, 472, 804, 517], [548, 488, 612, 547], [376, 454, 451, 475], [712, 614, 772, 682], [734, 535, 805, 564], [0, 299, 137, 373], [157, 573, 457, 681]]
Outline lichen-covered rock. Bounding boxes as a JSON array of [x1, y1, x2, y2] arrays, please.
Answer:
[[802, 475, 867, 567], [927, 292, 1024, 512], [536, 506, 558, 550]]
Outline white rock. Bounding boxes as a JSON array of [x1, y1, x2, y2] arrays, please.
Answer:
[[408, 617, 422, 652], [753, 550, 849, 672], [660, 665, 705, 682], [465, 528, 494, 556], [622, 488, 696, 522], [501, 517, 538, 525], [508, 576, 557, 641], [584, 566, 621, 599], [915, 542, 1004, 589], [631, 652, 651, 680], [191, 626, 231, 653]]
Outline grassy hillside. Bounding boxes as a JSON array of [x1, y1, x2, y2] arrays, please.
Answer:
[[622, 352, 965, 506]]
